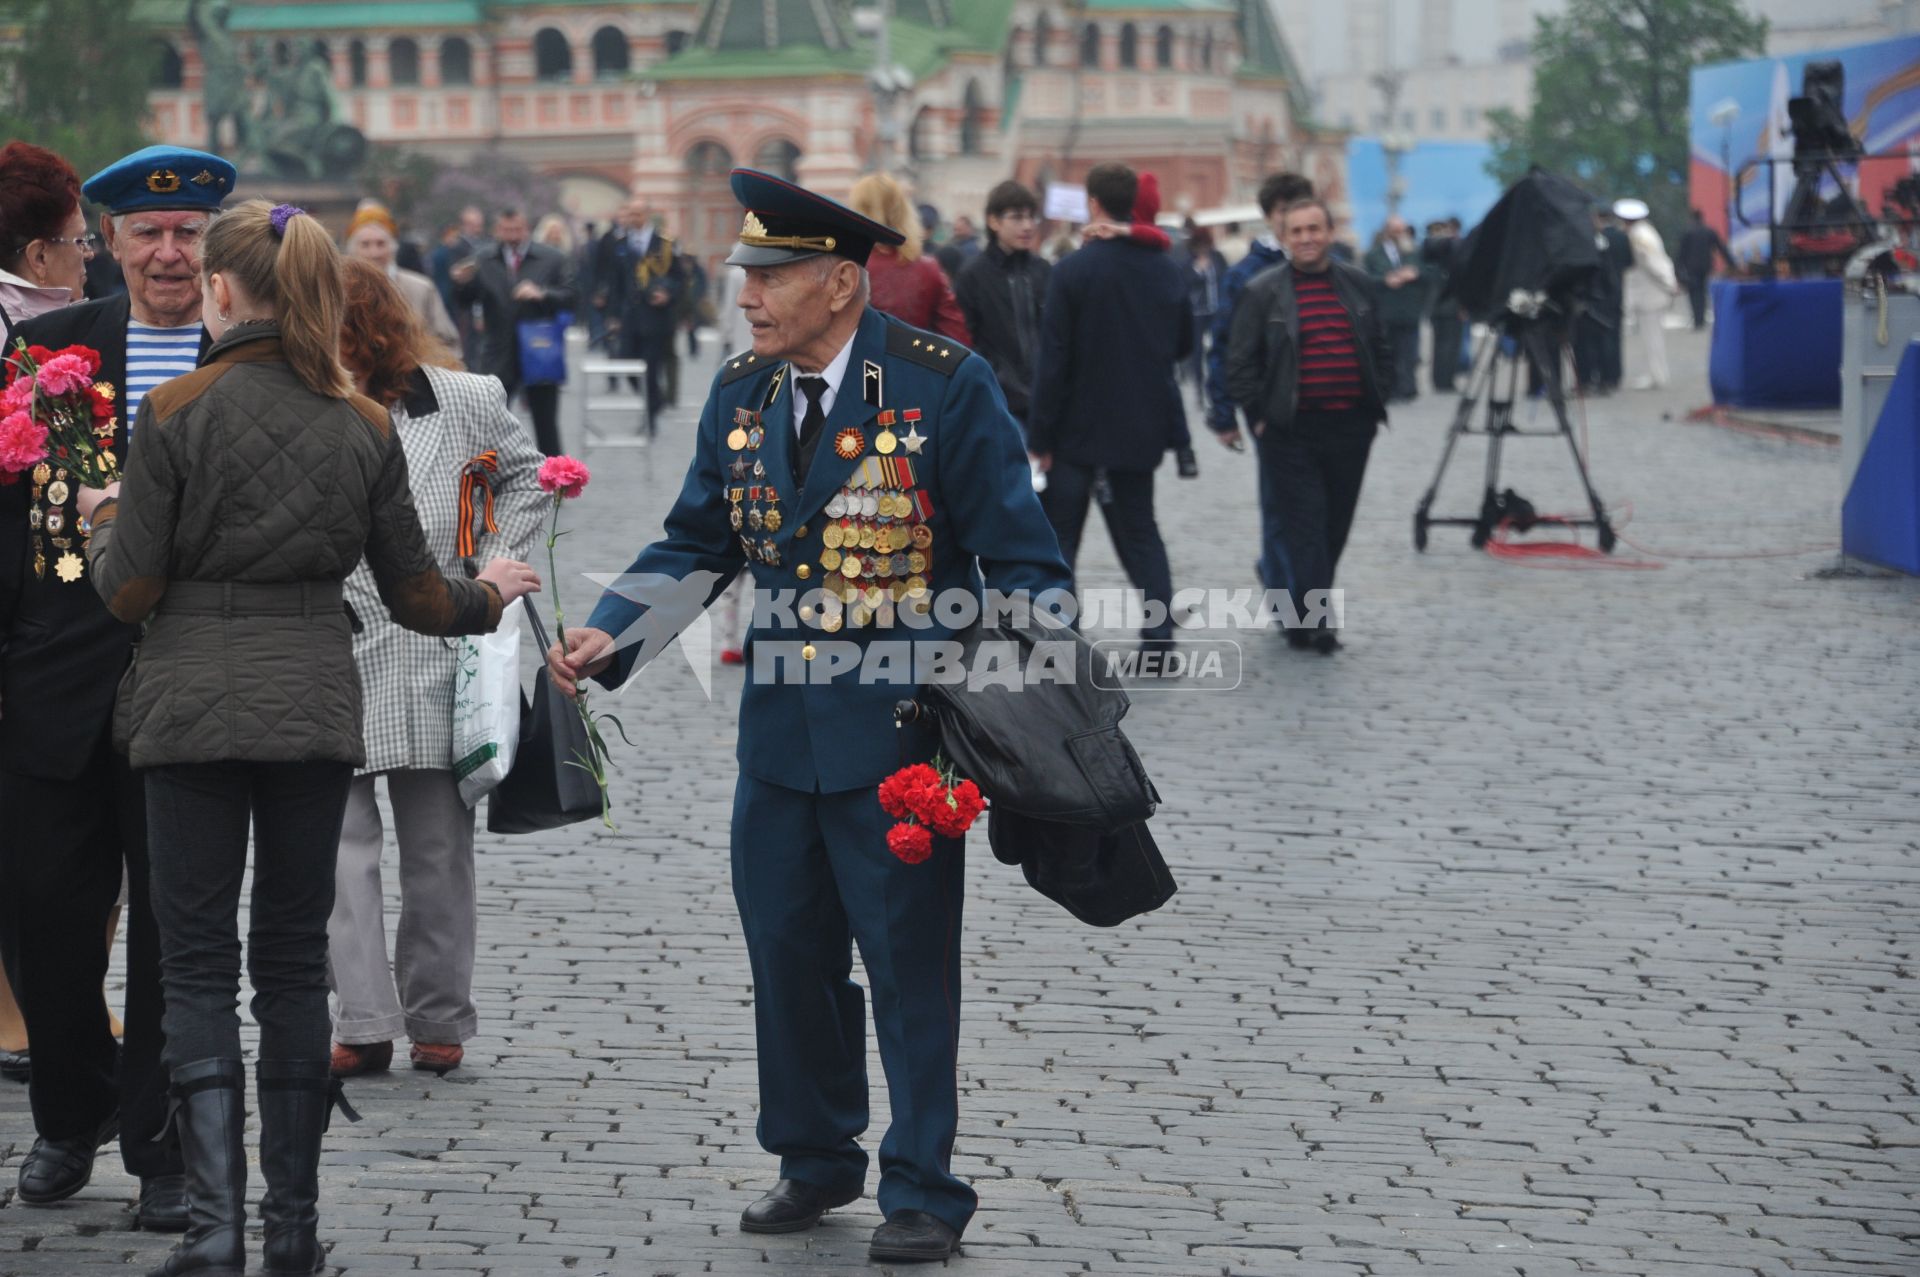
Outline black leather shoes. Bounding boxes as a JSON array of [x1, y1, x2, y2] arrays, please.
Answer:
[[136, 1174, 190, 1232], [0, 1047, 27, 1083], [869, 1209, 961, 1261], [16, 1115, 118, 1204], [738, 1178, 861, 1234]]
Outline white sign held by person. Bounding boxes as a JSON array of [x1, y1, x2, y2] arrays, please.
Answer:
[[1044, 183, 1089, 224]]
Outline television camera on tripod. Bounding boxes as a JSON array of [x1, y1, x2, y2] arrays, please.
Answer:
[[1412, 168, 1618, 552], [1777, 60, 1878, 276]]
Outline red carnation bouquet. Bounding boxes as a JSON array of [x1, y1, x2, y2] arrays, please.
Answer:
[[0, 340, 119, 486], [878, 754, 987, 863]]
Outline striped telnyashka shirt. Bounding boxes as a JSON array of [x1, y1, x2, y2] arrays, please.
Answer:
[[124, 319, 203, 428]]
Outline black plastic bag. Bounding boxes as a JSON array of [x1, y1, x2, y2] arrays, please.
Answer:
[[487, 600, 604, 834]]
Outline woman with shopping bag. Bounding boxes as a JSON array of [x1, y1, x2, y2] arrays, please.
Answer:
[[326, 260, 549, 1080]]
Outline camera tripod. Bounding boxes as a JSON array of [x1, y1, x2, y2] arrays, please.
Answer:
[[1412, 314, 1615, 552]]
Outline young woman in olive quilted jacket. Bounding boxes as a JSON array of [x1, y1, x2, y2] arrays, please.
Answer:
[[78, 201, 541, 1277]]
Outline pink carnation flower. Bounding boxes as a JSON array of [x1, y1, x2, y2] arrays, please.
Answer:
[[33, 352, 92, 397], [0, 410, 49, 475], [537, 454, 591, 500], [0, 377, 33, 414]]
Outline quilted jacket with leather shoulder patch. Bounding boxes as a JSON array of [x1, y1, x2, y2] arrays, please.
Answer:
[[87, 324, 503, 769]]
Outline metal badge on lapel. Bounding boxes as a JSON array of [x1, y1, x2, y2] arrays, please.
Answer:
[[834, 427, 866, 460]]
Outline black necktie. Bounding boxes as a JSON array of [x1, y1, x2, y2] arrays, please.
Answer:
[[794, 375, 828, 486]]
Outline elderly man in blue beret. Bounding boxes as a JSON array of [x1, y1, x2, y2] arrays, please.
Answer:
[[0, 144, 234, 1230], [548, 169, 1072, 1263]]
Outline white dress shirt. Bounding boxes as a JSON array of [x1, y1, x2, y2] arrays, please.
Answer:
[[790, 331, 858, 438]]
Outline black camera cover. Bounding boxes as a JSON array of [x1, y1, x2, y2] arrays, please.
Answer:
[[1446, 167, 1601, 323]]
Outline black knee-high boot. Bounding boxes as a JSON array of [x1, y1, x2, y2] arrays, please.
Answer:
[[147, 1059, 246, 1277], [257, 1059, 357, 1275]]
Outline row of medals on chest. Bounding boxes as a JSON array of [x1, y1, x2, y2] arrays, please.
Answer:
[[724, 406, 932, 631], [27, 460, 103, 583]]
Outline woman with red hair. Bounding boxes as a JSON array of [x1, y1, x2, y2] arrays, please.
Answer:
[[326, 260, 549, 1081], [0, 142, 90, 339]]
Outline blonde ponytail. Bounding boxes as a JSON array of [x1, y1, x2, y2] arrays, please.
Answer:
[[849, 173, 923, 262], [201, 199, 352, 399]]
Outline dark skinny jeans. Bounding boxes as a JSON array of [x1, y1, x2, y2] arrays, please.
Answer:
[[145, 760, 353, 1068]]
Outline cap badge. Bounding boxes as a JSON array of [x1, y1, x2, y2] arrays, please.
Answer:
[[739, 209, 837, 254], [191, 169, 216, 185], [147, 169, 182, 194]]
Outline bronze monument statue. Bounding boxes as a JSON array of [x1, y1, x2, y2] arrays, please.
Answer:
[[185, 5, 368, 181]]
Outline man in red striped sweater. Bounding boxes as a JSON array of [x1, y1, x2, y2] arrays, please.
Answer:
[[1221, 198, 1392, 653]]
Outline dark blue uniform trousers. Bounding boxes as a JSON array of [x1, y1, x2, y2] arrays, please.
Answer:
[[730, 774, 976, 1234]]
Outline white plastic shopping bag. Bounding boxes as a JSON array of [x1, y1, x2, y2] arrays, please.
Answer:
[[452, 599, 524, 807]]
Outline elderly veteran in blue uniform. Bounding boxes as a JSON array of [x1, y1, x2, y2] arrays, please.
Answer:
[[0, 144, 235, 1231], [547, 169, 1070, 1263]]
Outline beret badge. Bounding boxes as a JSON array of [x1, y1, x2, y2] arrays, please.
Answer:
[[147, 169, 182, 194]]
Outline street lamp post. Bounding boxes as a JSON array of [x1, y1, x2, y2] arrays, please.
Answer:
[[1381, 130, 1412, 217], [1711, 98, 1741, 249], [866, 0, 909, 175]]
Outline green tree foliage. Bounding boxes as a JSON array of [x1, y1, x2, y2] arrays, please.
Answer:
[[359, 144, 444, 225], [0, 0, 161, 184], [1487, 0, 1767, 238]]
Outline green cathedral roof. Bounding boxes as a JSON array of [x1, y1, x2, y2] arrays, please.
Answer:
[[693, 0, 855, 53]]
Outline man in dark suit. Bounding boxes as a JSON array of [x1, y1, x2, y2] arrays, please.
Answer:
[[1575, 211, 1632, 394], [1363, 216, 1432, 401], [1422, 218, 1465, 393], [1675, 208, 1733, 329], [451, 206, 575, 454], [1027, 162, 1191, 653], [0, 144, 228, 1230], [599, 196, 680, 433]]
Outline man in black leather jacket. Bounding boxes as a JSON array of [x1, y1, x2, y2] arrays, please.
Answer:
[[1222, 198, 1390, 653]]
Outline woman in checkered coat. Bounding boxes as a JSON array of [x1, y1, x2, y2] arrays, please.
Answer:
[[327, 261, 550, 1078]]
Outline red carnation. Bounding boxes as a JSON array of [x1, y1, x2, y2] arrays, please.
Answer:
[[24, 346, 52, 365], [886, 821, 933, 864], [933, 778, 986, 838], [56, 345, 100, 375], [88, 387, 113, 421], [880, 763, 941, 819]]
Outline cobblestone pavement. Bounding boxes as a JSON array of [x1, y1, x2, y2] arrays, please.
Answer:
[[4, 325, 1917, 1276]]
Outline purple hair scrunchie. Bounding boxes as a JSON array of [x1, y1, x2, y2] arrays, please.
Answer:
[[269, 204, 305, 239]]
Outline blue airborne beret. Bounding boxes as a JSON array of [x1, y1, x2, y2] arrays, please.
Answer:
[[725, 167, 904, 268], [83, 145, 236, 215]]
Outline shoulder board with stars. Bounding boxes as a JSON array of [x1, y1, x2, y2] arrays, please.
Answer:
[[720, 351, 773, 386], [886, 323, 967, 377]]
